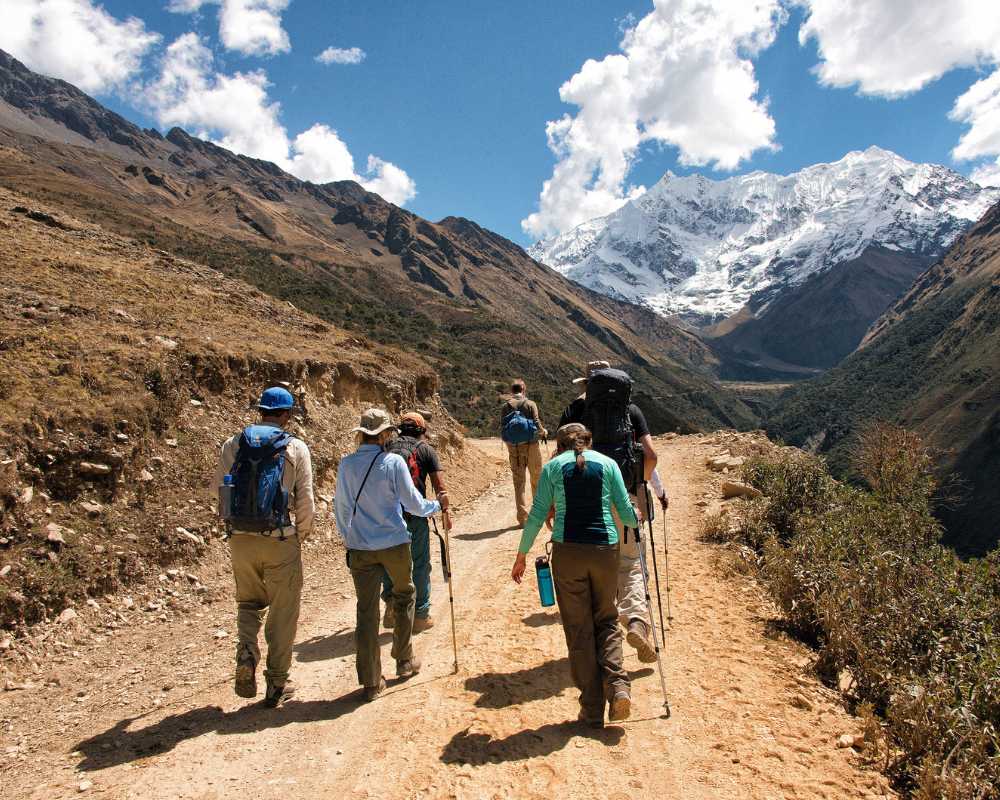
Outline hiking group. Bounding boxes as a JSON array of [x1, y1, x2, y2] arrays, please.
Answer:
[[215, 361, 671, 729]]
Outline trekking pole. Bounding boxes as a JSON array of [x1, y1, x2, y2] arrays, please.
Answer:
[[431, 516, 459, 674], [644, 485, 667, 634], [634, 525, 671, 718], [662, 513, 673, 624]]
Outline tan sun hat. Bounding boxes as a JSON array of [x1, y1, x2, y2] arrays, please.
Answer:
[[572, 360, 611, 384], [351, 408, 397, 436]]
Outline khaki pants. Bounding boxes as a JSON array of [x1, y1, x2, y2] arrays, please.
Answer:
[[552, 542, 629, 718], [613, 486, 648, 624], [349, 543, 415, 688], [507, 441, 543, 525], [230, 533, 303, 687]]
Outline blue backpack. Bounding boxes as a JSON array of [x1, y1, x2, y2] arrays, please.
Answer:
[[228, 425, 293, 532], [501, 400, 538, 445]]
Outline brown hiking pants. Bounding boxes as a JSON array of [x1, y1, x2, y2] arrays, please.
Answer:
[[349, 543, 415, 688], [507, 441, 543, 525], [551, 541, 629, 718], [229, 533, 303, 687]]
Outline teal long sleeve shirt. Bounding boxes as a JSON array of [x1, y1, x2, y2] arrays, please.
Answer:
[[518, 449, 639, 554]]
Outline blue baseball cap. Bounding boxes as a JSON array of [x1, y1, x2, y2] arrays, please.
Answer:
[[257, 386, 295, 411]]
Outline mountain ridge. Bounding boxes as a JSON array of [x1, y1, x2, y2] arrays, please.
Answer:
[[0, 48, 756, 435]]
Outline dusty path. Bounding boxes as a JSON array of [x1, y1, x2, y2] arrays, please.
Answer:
[[4, 436, 892, 799]]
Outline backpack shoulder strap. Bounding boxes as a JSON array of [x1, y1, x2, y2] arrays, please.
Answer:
[[351, 452, 382, 523]]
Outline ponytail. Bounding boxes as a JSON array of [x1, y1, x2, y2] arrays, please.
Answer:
[[556, 423, 593, 473]]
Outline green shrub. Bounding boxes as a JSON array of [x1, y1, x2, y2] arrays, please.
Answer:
[[727, 425, 1000, 798]]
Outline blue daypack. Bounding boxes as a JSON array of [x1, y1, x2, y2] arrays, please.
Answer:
[[228, 425, 293, 532], [501, 401, 538, 445]]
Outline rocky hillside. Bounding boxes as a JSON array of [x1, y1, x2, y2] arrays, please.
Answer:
[[766, 200, 1000, 555], [0, 49, 756, 435], [531, 147, 999, 376], [0, 185, 493, 631]]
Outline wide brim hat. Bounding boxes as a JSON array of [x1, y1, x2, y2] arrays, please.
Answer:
[[572, 360, 611, 384], [351, 407, 398, 436]]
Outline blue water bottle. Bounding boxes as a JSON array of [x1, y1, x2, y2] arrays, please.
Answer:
[[535, 555, 555, 607], [218, 474, 234, 520]]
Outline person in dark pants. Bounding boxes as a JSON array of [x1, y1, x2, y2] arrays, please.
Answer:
[[511, 423, 639, 728], [381, 411, 451, 632], [334, 409, 445, 701]]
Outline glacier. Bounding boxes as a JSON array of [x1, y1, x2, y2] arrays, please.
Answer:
[[529, 147, 1000, 322]]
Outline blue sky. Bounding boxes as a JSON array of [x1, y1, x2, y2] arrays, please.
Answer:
[[4, 1, 999, 245]]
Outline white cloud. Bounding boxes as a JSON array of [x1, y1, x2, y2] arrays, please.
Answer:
[[316, 46, 366, 65], [799, 1, 1000, 198], [971, 161, 1000, 188], [799, 0, 1000, 98], [143, 35, 416, 205], [167, 0, 291, 56], [0, 0, 160, 94], [523, 0, 783, 239]]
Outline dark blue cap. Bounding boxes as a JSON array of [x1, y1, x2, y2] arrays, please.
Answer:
[[258, 387, 295, 411]]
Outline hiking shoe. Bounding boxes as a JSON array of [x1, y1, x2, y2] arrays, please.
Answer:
[[396, 657, 421, 679], [626, 619, 656, 664], [382, 603, 395, 629], [577, 708, 604, 729], [413, 615, 435, 633], [234, 649, 257, 698], [608, 690, 632, 722], [363, 677, 387, 702], [262, 679, 295, 708]]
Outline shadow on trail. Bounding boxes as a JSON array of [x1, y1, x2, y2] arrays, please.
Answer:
[[73, 690, 366, 772], [464, 658, 572, 708], [521, 612, 560, 628], [295, 628, 391, 662], [454, 524, 520, 542], [441, 721, 623, 765]]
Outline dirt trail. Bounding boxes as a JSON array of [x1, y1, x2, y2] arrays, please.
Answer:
[[4, 436, 893, 799]]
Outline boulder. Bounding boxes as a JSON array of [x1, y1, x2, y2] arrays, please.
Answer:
[[0, 565, 11, 578], [78, 462, 112, 476], [80, 500, 103, 516], [57, 607, 78, 624], [45, 523, 67, 545], [138, 469, 154, 482], [721, 481, 762, 500]]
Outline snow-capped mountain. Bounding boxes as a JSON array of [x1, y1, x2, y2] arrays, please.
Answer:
[[529, 147, 1000, 323]]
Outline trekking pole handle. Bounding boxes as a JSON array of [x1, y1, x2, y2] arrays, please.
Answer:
[[432, 517, 451, 580]]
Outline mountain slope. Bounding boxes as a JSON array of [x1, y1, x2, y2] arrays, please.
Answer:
[[531, 148, 999, 374], [0, 49, 756, 434], [766, 201, 1000, 555]]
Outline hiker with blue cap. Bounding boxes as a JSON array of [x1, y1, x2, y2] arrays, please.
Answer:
[[215, 385, 315, 707]]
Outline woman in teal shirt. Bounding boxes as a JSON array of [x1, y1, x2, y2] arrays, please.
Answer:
[[511, 423, 639, 727]]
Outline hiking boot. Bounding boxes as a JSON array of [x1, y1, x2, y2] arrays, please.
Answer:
[[364, 677, 387, 702], [262, 679, 295, 708], [234, 648, 257, 698], [382, 603, 395, 629], [413, 615, 435, 633], [626, 619, 656, 664], [577, 708, 604, 729], [608, 690, 632, 722], [396, 657, 421, 679]]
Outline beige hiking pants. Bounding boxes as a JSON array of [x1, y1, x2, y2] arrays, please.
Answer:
[[613, 486, 648, 625], [507, 441, 543, 525], [229, 533, 303, 687]]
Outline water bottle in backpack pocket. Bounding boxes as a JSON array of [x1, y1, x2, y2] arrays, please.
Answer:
[[227, 424, 293, 532], [218, 474, 234, 520], [535, 555, 555, 607]]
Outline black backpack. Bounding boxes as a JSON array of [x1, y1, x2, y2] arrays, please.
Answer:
[[583, 368, 637, 490]]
